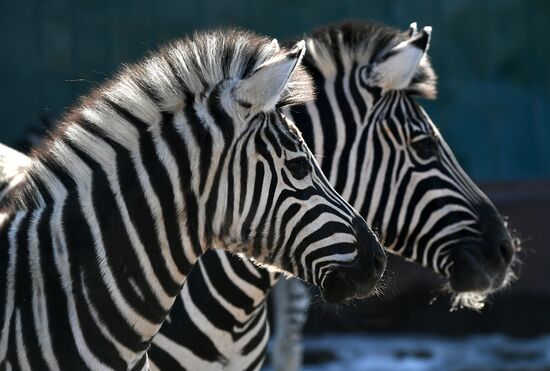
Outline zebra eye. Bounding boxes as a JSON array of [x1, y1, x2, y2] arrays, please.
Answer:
[[285, 157, 312, 180], [411, 136, 438, 159]]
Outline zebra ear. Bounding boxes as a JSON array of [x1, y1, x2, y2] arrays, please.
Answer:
[[408, 22, 418, 37], [367, 26, 431, 91], [266, 38, 281, 54], [234, 40, 306, 111]]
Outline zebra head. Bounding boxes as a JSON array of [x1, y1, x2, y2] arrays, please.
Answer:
[[163, 33, 386, 303], [296, 22, 517, 308]]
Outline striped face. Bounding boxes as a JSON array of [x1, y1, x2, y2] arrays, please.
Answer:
[[202, 78, 386, 303], [360, 91, 515, 304], [292, 23, 517, 307]]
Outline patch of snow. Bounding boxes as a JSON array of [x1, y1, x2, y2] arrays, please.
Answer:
[[266, 334, 550, 370]]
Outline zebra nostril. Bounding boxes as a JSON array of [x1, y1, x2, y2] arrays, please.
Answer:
[[372, 251, 387, 277], [499, 239, 514, 265]]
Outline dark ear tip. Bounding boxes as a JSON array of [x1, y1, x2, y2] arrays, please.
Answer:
[[287, 40, 306, 59], [287, 50, 301, 59], [411, 28, 431, 50], [408, 22, 418, 37]]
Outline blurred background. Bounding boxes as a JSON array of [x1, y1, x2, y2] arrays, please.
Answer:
[[1, 0, 549, 369]]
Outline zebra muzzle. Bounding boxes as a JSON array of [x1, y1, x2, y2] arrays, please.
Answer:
[[320, 217, 387, 303], [449, 204, 516, 294]]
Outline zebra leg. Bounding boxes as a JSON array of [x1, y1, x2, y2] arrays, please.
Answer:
[[272, 278, 311, 371]]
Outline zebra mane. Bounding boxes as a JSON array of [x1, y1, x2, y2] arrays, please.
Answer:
[[123, 28, 314, 109], [296, 21, 437, 99], [35, 27, 314, 151], [4, 28, 315, 210]]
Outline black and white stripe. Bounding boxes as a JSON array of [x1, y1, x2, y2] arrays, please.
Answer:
[[149, 22, 517, 371], [0, 21, 517, 371], [271, 22, 516, 370], [0, 28, 385, 370]]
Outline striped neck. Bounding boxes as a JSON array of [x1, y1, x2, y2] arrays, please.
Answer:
[[0, 103, 218, 367]]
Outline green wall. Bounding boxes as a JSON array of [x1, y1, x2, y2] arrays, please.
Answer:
[[1, 0, 549, 180]]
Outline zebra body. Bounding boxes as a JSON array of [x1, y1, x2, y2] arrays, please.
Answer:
[[148, 248, 276, 371], [0, 28, 386, 370]]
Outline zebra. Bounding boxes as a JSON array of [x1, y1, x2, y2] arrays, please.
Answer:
[[271, 21, 519, 370], [146, 21, 514, 371], [0, 21, 518, 371], [0, 28, 388, 370], [272, 21, 519, 370]]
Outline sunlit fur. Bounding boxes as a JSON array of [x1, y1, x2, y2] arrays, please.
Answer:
[[449, 228, 521, 311], [0, 28, 378, 370], [0, 144, 30, 201]]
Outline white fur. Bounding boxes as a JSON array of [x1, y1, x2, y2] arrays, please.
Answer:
[[367, 27, 432, 92], [234, 40, 306, 112]]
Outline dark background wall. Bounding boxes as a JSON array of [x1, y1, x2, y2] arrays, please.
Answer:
[[1, 0, 549, 181], [1, 0, 548, 336]]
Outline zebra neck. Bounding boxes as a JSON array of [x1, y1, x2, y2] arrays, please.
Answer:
[[0, 107, 226, 366], [207, 250, 277, 316]]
